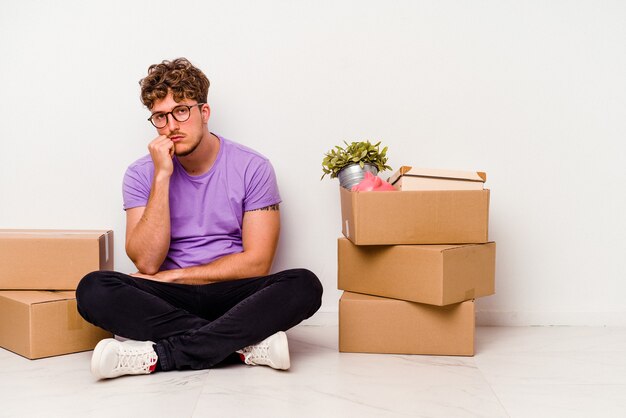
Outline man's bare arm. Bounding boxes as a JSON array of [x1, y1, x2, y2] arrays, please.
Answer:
[[132, 204, 280, 283], [125, 181, 170, 274], [126, 135, 174, 274]]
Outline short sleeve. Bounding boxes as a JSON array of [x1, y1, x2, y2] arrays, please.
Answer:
[[122, 165, 151, 210], [243, 159, 282, 211]]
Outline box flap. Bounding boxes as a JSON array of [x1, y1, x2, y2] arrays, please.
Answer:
[[0, 290, 76, 305], [0, 229, 112, 240], [439, 241, 495, 252], [337, 237, 478, 253], [387, 166, 413, 186], [388, 166, 486, 186], [99, 231, 114, 269], [341, 292, 382, 302]]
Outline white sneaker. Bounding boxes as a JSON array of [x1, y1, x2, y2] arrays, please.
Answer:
[[237, 331, 290, 370], [91, 338, 158, 379]]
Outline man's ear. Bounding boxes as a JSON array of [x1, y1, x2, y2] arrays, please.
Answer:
[[202, 104, 211, 123]]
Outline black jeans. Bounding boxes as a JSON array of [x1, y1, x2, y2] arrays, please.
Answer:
[[75, 268, 323, 371]]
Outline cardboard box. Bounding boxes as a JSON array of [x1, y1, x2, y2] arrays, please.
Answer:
[[0, 290, 112, 359], [0, 229, 114, 290], [339, 292, 474, 356], [338, 238, 495, 306], [388, 166, 486, 191], [340, 187, 490, 245]]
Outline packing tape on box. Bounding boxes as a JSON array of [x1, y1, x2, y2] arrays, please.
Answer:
[[66, 299, 84, 331], [465, 288, 475, 300], [105, 232, 109, 263]]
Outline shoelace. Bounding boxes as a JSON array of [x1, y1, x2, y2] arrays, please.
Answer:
[[239, 343, 270, 364], [115, 346, 158, 372]]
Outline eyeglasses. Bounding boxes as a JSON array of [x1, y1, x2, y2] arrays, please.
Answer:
[[148, 103, 205, 128]]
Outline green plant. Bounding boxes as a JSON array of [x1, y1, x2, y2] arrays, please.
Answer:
[[321, 140, 392, 180]]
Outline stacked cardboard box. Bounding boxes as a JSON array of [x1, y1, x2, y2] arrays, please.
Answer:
[[337, 167, 496, 356], [0, 230, 114, 359]]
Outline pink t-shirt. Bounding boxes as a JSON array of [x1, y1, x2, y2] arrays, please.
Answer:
[[122, 135, 281, 271]]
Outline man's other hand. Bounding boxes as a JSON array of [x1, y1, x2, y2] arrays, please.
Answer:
[[130, 269, 213, 285], [130, 269, 178, 283]]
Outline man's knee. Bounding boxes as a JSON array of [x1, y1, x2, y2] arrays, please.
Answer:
[[77, 271, 105, 303], [288, 268, 323, 312], [75, 271, 120, 320]]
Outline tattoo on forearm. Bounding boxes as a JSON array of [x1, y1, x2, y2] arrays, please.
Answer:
[[249, 204, 280, 212]]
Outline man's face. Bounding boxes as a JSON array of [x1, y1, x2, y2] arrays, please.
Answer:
[[150, 93, 209, 157]]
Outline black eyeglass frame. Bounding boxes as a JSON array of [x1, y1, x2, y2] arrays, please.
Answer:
[[147, 103, 206, 128]]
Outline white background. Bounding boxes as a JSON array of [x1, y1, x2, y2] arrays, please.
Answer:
[[1, 0, 624, 325]]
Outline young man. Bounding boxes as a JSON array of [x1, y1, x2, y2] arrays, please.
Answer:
[[76, 58, 322, 379]]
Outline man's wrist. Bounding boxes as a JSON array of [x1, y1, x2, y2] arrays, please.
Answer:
[[153, 171, 172, 182], [164, 268, 185, 283]]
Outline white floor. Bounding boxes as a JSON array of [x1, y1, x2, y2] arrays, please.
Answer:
[[1, 326, 626, 418]]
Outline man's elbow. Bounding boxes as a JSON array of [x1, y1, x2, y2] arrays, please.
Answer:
[[255, 266, 271, 277], [135, 261, 160, 275], [251, 256, 273, 277], [127, 248, 161, 275]]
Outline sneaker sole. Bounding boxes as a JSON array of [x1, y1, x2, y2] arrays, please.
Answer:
[[91, 338, 117, 379]]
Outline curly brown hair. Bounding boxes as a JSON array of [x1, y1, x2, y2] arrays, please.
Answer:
[[139, 58, 210, 109]]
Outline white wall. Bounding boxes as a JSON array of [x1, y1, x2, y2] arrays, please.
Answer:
[[1, 0, 625, 326]]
